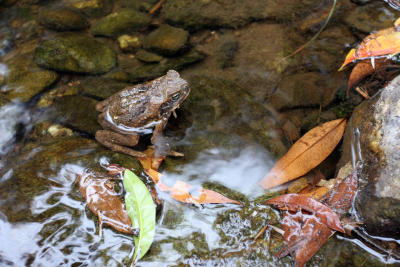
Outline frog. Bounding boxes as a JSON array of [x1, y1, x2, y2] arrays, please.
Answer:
[[95, 70, 190, 157]]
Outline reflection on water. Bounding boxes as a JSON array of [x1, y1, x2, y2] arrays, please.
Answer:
[[162, 145, 273, 197], [0, 102, 30, 156]]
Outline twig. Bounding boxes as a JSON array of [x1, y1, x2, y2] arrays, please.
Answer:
[[149, 0, 166, 15], [254, 224, 269, 241]]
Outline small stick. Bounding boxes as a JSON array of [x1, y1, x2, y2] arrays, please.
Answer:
[[149, 0, 166, 14], [355, 86, 370, 99], [254, 224, 269, 241]]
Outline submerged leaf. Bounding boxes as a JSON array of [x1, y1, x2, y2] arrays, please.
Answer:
[[260, 118, 346, 190], [78, 170, 134, 234], [347, 58, 392, 90], [265, 193, 344, 233], [123, 170, 156, 262]]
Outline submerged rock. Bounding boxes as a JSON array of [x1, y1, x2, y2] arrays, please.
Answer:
[[268, 72, 340, 110], [143, 24, 189, 56], [120, 0, 158, 11], [3, 54, 59, 102], [90, 8, 151, 38], [135, 49, 162, 63], [70, 0, 113, 17], [34, 33, 116, 74], [339, 75, 400, 237], [117, 34, 141, 52], [344, 1, 400, 33], [38, 7, 89, 31]]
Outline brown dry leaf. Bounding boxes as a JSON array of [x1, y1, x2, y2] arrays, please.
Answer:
[[347, 58, 393, 90], [78, 170, 134, 234], [260, 118, 346, 190], [298, 185, 329, 201], [269, 170, 359, 267], [265, 193, 344, 233], [339, 22, 400, 70]]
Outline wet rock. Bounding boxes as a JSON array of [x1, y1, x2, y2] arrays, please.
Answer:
[[344, 1, 400, 33], [70, 0, 113, 17], [182, 75, 286, 156], [90, 8, 151, 38], [117, 34, 141, 52], [0, 94, 10, 107], [38, 7, 89, 31], [268, 72, 340, 110], [0, 27, 14, 57], [34, 33, 117, 74], [143, 24, 189, 56], [106, 49, 205, 83], [3, 54, 59, 102], [79, 77, 131, 99], [217, 38, 238, 69], [136, 49, 162, 63], [51, 94, 101, 135], [120, 0, 158, 11], [339, 75, 400, 237], [161, 0, 318, 31]]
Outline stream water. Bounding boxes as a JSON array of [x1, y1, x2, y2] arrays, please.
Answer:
[[1, 0, 400, 266]]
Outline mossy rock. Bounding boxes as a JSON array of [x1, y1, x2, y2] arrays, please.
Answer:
[[120, 0, 158, 11], [91, 8, 151, 38], [143, 24, 189, 56], [38, 8, 89, 31], [136, 49, 162, 63], [34, 33, 117, 74], [70, 0, 113, 17], [4, 54, 59, 102]]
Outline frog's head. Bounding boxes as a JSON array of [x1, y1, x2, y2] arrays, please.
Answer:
[[156, 70, 190, 117]]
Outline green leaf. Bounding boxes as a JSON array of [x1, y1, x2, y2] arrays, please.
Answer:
[[123, 169, 156, 263]]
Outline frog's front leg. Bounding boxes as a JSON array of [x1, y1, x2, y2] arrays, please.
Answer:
[[151, 120, 183, 157], [95, 130, 147, 157]]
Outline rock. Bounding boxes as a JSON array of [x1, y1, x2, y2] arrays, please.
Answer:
[[3, 54, 59, 102], [90, 8, 151, 38], [70, 0, 113, 17], [34, 33, 117, 74], [120, 0, 158, 11], [0, 94, 10, 107], [136, 49, 162, 63], [51, 95, 101, 135], [143, 24, 189, 56], [339, 75, 400, 237], [0, 27, 14, 57], [78, 77, 131, 99], [268, 72, 340, 110], [161, 0, 318, 31], [117, 34, 141, 52], [217, 39, 238, 69], [38, 7, 89, 31], [344, 1, 400, 33], [106, 49, 205, 83]]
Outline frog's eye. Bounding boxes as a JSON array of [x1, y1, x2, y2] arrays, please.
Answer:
[[171, 92, 181, 101]]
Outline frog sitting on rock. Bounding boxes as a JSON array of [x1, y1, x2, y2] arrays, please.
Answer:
[[95, 70, 190, 157]]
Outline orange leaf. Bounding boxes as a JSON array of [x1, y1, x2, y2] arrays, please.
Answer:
[[260, 118, 346, 190], [339, 22, 400, 70], [153, 173, 241, 205], [265, 193, 344, 232], [78, 170, 135, 234]]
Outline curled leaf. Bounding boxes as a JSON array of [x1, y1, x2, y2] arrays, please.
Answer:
[[347, 58, 392, 90], [78, 170, 134, 234], [260, 118, 346, 190], [123, 170, 156, 262], [265, 193, 344, 233]]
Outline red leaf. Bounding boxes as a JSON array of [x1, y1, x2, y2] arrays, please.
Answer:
[[265, 194, 344, 233]]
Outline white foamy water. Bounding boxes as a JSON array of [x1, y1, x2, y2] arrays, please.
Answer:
[[0, 102, 31, 156]]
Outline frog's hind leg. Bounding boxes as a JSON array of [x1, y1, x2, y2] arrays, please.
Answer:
[[95, 130, 146, 158]]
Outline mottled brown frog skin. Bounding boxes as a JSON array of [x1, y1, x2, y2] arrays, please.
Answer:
[[95, 70, 190, 157]]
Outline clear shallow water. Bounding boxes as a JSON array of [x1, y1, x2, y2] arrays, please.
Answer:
[[1, 0, 400, 266]]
